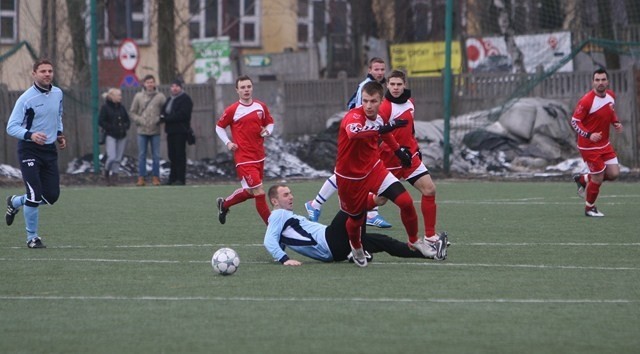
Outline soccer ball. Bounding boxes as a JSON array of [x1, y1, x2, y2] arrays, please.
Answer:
[[211, 248, 240, 275]]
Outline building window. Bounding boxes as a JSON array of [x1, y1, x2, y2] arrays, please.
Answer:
[[297, 0, 328, 48], [190, 0, 260, 47], [90, 0, 150, 44], [0, 0, 17, 43]]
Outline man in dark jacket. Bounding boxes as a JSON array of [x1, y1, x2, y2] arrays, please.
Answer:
[[160, 80, 193, 185]]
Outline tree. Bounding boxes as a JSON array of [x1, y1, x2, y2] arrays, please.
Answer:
[[66, 0, 90, 85], [157, 0, 177, 83]]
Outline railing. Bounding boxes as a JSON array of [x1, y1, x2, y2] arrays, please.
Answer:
[[2, 68, 639, 169]]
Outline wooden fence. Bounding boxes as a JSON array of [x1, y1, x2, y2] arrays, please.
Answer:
[[1, 68, 639, 169]]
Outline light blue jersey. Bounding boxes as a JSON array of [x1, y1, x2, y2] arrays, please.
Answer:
[[346, 75, 375, 109], [264, 209, 333, 263], [6, 84, 64, 144]]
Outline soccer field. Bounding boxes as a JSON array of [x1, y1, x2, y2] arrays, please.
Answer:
[[1, 180, 639, 353]]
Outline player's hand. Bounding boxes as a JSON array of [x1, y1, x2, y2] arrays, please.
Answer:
[[260, 128, 270, 137], [31, 132, 47, 145], [379, 119, 408, 134], [283, 259, 302, 266], [613, 122, 623, 133], [394, 147, 412, 167], [226, 141, 238, 151], [590, 131, 603, 142], [57, 134, 67, 149]]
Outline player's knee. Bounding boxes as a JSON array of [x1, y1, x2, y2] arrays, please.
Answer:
[[421, 184, 436, 196], [374, 195, 388, 206], [42, 190, 60, 205], [606, 170, 620, 181]]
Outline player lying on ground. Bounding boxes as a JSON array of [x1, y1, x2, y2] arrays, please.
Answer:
[[263, 184, 448, 266]]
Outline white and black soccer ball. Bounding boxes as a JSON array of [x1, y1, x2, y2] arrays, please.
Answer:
[[211, 247, 240, 275]]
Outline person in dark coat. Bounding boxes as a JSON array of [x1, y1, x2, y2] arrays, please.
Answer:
[[160, 79, 193, 185], [99, 88, 131, 186]]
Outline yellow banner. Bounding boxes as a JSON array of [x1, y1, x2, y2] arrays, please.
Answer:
[[390, 41, 462, 77]]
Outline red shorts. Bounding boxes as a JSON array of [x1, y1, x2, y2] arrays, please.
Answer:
[[236, 161, 264, 189], [580, 145, 617, 174], [336, 162, 398, 216]]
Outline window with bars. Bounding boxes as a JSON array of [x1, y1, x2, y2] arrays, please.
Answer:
[[189, 0, 260, 46], [90, 0, 149, 44]]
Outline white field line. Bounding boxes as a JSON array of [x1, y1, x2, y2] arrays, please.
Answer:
[[0, 295, 636, 304], [0, 257, 638, 271], [433, 194, 640, 206]]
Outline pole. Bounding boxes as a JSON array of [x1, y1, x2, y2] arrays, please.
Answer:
[[90, 0, 100, 173], [442, 0, 453, 175]]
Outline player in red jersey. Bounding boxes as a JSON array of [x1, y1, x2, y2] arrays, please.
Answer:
[[215, 76, 274, 225], [570, 68, 623, 217], [334, 81, 444, 267], [377, 70, 447, 244]]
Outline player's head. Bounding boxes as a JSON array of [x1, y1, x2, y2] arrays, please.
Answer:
[[268, 184, 294, 211], [386, 70, 407, 98], [33, 58, 53, 73], [592, 68, 609, 96], [361, 81, 384, 119], [368, 57, 386, 82], [32, 59, 54, 87], [142, 75, 157, 91], [235, 75, 253, 103]]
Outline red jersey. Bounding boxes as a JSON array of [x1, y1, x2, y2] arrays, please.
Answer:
[[378, 96, 418, 168], [334, 107, 388, 179], [571, 89, 619, 150], [217, 100, 274, 164]]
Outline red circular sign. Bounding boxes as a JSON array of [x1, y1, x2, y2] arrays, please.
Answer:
[[118, 39, 139, 71]]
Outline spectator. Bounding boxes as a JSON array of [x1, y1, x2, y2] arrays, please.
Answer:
[[129, 75, 166, 186], [99, 88, 131, 186], [160, 79, 193, 185]]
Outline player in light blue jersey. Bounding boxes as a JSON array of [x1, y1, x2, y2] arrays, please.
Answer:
[[5, 59, 67, 249], [264, 184, 448, 266]]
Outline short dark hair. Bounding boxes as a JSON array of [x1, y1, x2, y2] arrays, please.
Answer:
[[387, 70, 406, 82], [362, 81, 384, 98], [142, 74, 156, 83], [267, 184, 287, 206], [33, 58, 53, 72], [236, 75, 253, 88], [593, 68, 608, 80], [369, 57, 385, 67]]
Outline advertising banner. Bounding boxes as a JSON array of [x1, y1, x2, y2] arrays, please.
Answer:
[[466, 31, 573, 73], [192, 37, 233, 84], [390, 41, 462, 77]]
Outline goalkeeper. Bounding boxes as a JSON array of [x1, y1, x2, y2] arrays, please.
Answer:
[[5, 59, 67, 249], [263, 184, 448, 266]]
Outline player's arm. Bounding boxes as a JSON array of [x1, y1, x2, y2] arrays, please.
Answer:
[[263, 213, 301, 266], [6, 100, 29, 140]]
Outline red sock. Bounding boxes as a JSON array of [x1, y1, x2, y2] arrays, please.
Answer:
[[254, 194, 271, 225], [366, 193, 377, 210], [223, 188, 253, 209], [585, 180, 601, 206], [421, 195, 437, 237], [393, 191, 419, 243], [346, 216, 364, 249]]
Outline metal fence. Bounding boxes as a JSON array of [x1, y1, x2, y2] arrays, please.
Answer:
[[2, 68, 639, 170]]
